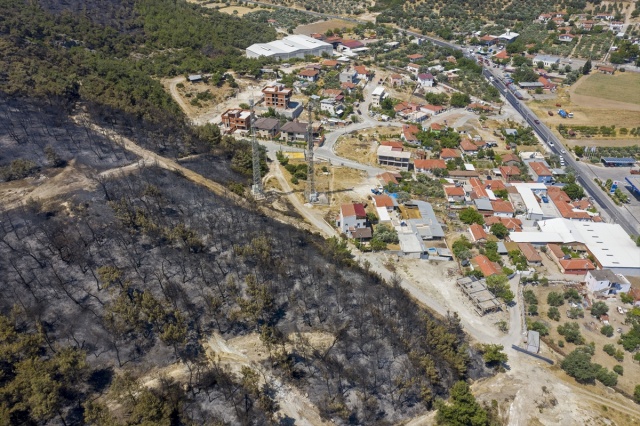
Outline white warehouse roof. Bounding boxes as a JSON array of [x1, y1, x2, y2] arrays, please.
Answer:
[[246, 35, 332, 60], [372, 86, 386, 96]]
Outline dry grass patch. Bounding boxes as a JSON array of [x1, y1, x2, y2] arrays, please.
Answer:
[[574, 72, 640, 106]]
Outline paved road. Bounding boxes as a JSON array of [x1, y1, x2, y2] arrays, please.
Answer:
[[480, 67, 639, 236]]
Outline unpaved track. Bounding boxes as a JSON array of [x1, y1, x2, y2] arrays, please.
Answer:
[[72, 114, 319, 232]]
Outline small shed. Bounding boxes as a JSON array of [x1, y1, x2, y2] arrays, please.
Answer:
[[526, 330, 540, 353], [188, 74, 203, 83]]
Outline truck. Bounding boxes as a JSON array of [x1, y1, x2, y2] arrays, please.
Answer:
[[558, 109, 567, 118]]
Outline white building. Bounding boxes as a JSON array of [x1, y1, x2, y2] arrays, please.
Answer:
[[585, 269, 631, 295], [511, 183, 546, 221], [371, 86, 387, 107], [338, 203, 367, 235], [417, 73, 434, 87], [533, 55, 561, 68], [246, 35, 333, 60], [519, 218, 640, 276], [377, 145, 411, 171], [320, 99, 344, 117]]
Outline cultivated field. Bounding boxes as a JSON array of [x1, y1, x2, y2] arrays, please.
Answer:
[[574, 72, 640, 106], [294, 18, 357, 35], [528, 74, 640, 147], [215, 5, 268, 15]]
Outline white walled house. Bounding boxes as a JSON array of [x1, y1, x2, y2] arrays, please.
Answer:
[[417, 73, 434, 87], [585, 270, 631, 295], [371, 86, 387, 107], [338, 203, 367, 235]]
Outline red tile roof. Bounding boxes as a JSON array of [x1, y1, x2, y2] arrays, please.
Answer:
[[380, 140, 404, 149], [460, 139, 478, 152], [402, 124, 420, 142], [560, 258, 595, 271], [354, 65, 368, 75], [501, 153, 520, 164], [548, 187, 591, 220], [377, 172, 398, 185], [299, 69, 319, 77], [485, 216, 522, 231], [440, 148, 461, 158], [415, 159, 447, 170], [445, 186, 466, 196], [373, 195, 394, 208], [518, 243, 542, 262], [500, 165, 521, 176], [530, 161, 552, 176], [322, 59, 339, 67], [491, 200, 514, 214], [473, 255, 501, 276], [494, 50, 510, 59], [341, 203, 366, 218], [407, 53, 424, 60], [430, 122, 444, 131], [487, 180, 506, 191], [469, 223, 487, 241], [342, 40, 364, 49]]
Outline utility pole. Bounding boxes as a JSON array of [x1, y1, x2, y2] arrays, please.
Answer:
[[250, 98, 264, 199], [305, 101, 317, 203]]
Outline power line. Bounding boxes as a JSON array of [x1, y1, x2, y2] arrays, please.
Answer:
[[250, 97, 264, 199]]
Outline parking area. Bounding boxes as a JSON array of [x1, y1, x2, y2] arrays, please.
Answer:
[[575, 161, 640, 228]]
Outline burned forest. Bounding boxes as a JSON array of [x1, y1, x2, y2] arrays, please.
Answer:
[[0, 0, 488, 424], [0, 98, 485, 424]]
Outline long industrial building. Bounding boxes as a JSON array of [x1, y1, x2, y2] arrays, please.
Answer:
[[246, 35, 333, 60]]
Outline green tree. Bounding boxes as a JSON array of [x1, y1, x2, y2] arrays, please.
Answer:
[[561, 348, 599, 383], [558, 322, 585, 344], [435, 381, 489, 426], [479, 344, 508, 367], [450, 92, 471, 108], [486, 274, 514, 303], [547, 292, 565, 307], [613, 365, 623, 375], [548, 306, 561, 321], [490, 223, 509, 239], [373, 223, 399, 243], [600, 324, 614, 337], [591, 301, 608, 318], [634, 385, 640, 404], [459, 208, 484, 225], [582, 58, 592, 75], [527, 320, 549, 336], [563, 183, 585, 200]]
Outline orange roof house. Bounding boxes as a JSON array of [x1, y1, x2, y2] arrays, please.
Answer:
[[559, 259, 595, 275], [473, 254, 501, 276], [415, 159, 447, 171], [440, 148, 462, 160], [469, 224, 488, 242]]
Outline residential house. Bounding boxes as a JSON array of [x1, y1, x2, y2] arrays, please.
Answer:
[[473, 254, 501, 276], [407, 53, 424, 62], [597, 65, 615, 75], [533, 55, 561, 68], [440, 148, 461, 161], [529, 161, 553, 183], [500, 165, 521, 182], [377, 171, 400, 186], [421, 104, 446, 115], [380, 140, 404, 149], [377, 145, 411, 171], [494, 50, 510, 61], [628, 288, 640, 307], [474, 198, 494, 216], [221, 108, 252, 132], [585, 269, 631, 295], [501, 153, 521, 166], [480, 34, 498, 46], [469, 223, 488, 242], [552, 16, 565, 26], [401, 124, 420, 145], [341, 81, 357, 91], [460, 139, 479, 155], [558, 34, 575, 42], [491, 200, 515, 218], [253, 117, 280, 139], [417, 73, 435, 87], [340, 39, 365, 52], [406, 63, 420, 75], [579, 20, 594, 31], [538, 76, 557, 90], [498, 29, 519, 43], [389, 73, 404, 87], [445, 185, 466, 203], [298, 69, 319, 82], [351, 227, 373, 242], [485, 216, 522, 232], [339, 69, 357, 83], [538, 13, 552, 22], [372, 195, 397, 211], [548, 187, 592, 221], [262, 85, 292, 108], [321, 89, 344, 102], [429, 122, 445, 133], [595, 13, 615, 21], [320, 99, 344, 117], [368, 86, 386, 109], [321, 59, 339, 69], [414, 159, 446, 174], [610, 21, 624, 32], [559, 258, 595, 275], [338, 203, 367, 236], [354, 65, 371, 82], [280, 121, 323, 144], [517, 243, 542, 265]]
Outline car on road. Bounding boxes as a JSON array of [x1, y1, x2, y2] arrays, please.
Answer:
[[561, 149, 566, 154], [549, 141, 554, 146], [534, 119, 540, 124]]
